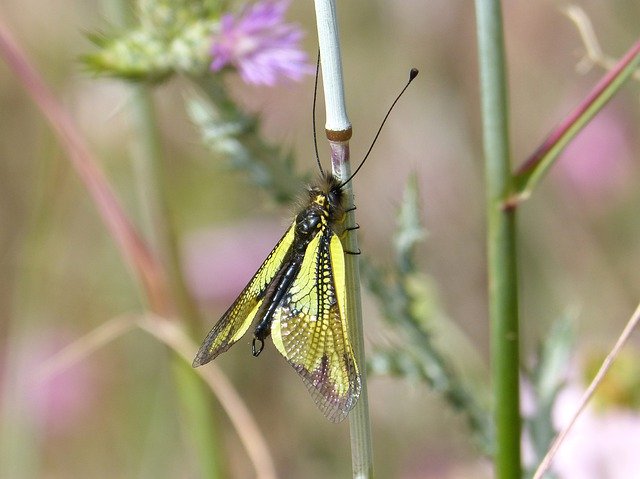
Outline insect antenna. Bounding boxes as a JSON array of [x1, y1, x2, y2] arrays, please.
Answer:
[[312, 50, 325, 176], [339, 68, 419, 188]]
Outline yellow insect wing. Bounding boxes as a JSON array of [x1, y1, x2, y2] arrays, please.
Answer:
[[193, 223, 296, 367], [271, 232, 322, 362], [270, 311, 287, 357], [329, 233, 351, 364], [327, 233, 359, 394], [271, 228, 361, 422]]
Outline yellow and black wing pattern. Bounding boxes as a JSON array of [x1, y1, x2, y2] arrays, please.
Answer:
[[192, 223, 296, 367], [271, 226, 361, 423], [193, 173, 361, 422]]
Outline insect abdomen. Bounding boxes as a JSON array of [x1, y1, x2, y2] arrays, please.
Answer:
[[253, 258, 301, 344]]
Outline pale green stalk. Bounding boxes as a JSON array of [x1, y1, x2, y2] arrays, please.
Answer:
[[109, 2, 222, 477], [474, 1, 521, 478], [129, 87, 222, 479], [128, 87, 203, 329], [313, 1, 373, 477]]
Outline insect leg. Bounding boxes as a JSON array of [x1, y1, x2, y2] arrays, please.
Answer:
[[345, 248, 361, 255], [252, 337, 265, 357]]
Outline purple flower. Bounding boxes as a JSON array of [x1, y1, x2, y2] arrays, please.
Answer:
[[211, 0, 314, 86]]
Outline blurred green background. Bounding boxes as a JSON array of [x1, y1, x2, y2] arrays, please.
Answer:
[[1, 1, 639, 477]]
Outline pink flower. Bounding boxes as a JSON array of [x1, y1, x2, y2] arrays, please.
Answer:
[[551, 385, 640, 478], [183, 219, 284, 305], [554, 110, 634, 201], [211, 0, 314, 86], [1, 331, 99, 436]]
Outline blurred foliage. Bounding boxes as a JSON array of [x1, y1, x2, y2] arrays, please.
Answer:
[[584, 349, 640, 410], [187, 77, 306, 204], [522, 316, 574, 479], [363, 175, 494, 453]]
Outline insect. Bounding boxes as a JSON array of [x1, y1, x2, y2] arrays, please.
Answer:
[[193, 67, 418, 422]]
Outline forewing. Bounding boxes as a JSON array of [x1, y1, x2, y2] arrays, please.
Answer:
[[193, 222, 296, 367], [271, 228, 361, 422]]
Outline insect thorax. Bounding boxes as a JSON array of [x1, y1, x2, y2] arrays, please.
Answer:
[[308, 174, 345, 221], [288, 174, 346, 255]]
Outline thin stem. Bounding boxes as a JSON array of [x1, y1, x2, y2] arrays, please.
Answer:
[[110, 2, 221, 477], [511, 36, 640, 204], [31, 313, 277, 479], [313, 1, 373, 478], [0, 16, 170, 314], [128, 61, 223, 479], [313, 0, 350, 134], [332, 142, 373, 479], [137, 316, 278, 479], [1, 10, 220, 478], [474, 1, 521, 478], [129, 87, 203, 330], [563, 5, 640, 81], [533, 302, 640, 479]]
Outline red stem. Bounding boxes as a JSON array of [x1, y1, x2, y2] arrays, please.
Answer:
[[516, 38, 640, 176], [0, 19, 172, 315]]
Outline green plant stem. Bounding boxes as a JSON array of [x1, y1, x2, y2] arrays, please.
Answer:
[[312, 0, 374, 475], [345, 234, 373, 479], [128, 86, 223, 479], [108, 2, 221, 476], [331, 144, 374, 479], [474, 1, 521, 478], [129, 87, 203, 329]]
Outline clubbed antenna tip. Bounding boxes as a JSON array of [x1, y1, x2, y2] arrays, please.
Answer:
[[339, 66, 420, 188]]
